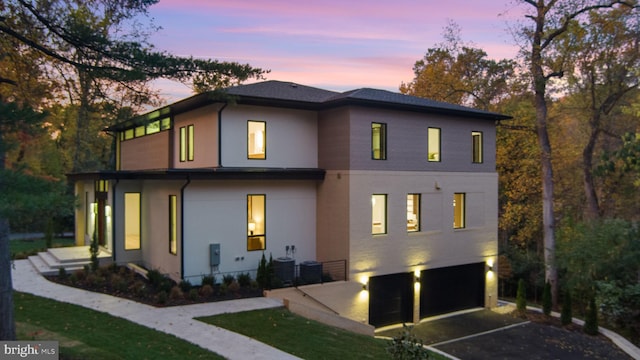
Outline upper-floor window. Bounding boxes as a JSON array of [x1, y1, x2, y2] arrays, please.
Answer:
[[372, 194, 387, 234], [120, 117, 171, 141], [248, 121, 266, 159], [453, 193, 465, 229], [371, 123, 387, 160], [407, 194, 420, 232], [169, 195, 177, 255], [247, 194, 266, 251], [428, 127, 441, 162], [179, 125, 194, 162], [472, 131, 483, 163]]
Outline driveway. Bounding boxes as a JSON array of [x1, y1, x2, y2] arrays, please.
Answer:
[[377, 308, 634, 360]]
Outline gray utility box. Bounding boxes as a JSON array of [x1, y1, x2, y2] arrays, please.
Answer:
[[300, 261, 322, 284], [273, 257, 295, 285], [210, 244, 220, 266]]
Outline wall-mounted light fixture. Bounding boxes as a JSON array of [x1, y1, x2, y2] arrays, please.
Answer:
[[486, 259, 494, 272], [414, 269, 421, 283]]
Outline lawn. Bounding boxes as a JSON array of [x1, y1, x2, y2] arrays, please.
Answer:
[[10, 237, 75, 259], [14, 292, 224, 360]]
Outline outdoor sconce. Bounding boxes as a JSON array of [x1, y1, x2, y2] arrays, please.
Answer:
[[486, 259, 494, 272], [414, 270, 421, 283]]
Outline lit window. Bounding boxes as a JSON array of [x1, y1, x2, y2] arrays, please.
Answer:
[[407, 194, 420, 232], [124, 128, 134, 140], [248, 121, 266, 159], [453, 193, 465, 229], [372, 194, 387, 234], [180, 125, 194, 162], [428, 127, 440, 162], [124, 193, 141, 250], [247, 194, 266, 251], [472, 131, 483, 163], [146, 120, 160, 135], [160, 117, 171, 131], [169, 195, 177, 255], [135, 125, 145, 137], [371, 123, 387, 160]]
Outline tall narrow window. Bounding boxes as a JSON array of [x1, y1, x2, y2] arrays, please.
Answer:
[[169, 195, 177, 255], [453, 193, 465, 229], [247, 194, 266, 250], [179, 125, 194, 162], [248, 121, 266, 159], [472, 131, 483, 163], [124, 193, 141, 250], [371, 123, 387, 160], [428, 127, 441, 162], [372, 194, 387, 234], [407, 194, 420, 232]]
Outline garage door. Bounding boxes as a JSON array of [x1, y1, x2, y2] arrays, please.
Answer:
[[420, 262, 485, 318], [369, 273, 414, 328]]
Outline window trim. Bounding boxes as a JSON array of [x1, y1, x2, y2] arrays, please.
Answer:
[[371, 194, 388, 235], [407, 193, 421, 232], [472, 131, 483, 164], [428, 127, 441, 162], [371, 122, 387, 160], [247, 194, 266, 251], [247, 120, 266, 160], [169, 195, 177, 255]]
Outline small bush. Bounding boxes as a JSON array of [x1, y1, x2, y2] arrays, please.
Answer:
[[542, 281, 552, 316], [132, 280, 148, 297], [584, 296, 599, 335], [110, 274, 128, 293], [58, 267, 68, 280], [516, 279, 527, 314], [561, 289, 572, 326], [219, 282, 228, 296], [237, 273, 251, 287], [156, 291, 168, 304], [146, 269, 165, 287], [69, 273, 78, 285], [386, 324, 430, 360], [202, 275, 215, 287], [189, 288, 199, 301], [169, 286, 184, 300], [223, 274, 235, 286], [200, 284, 214, 297], [179, 280, 192, 293], [228, 281, 240, 294]]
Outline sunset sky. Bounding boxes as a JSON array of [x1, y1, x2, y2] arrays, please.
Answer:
[[147, 0, 525, 101]]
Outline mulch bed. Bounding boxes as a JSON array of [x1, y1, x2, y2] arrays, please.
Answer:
[[45, 265, 263, 307]]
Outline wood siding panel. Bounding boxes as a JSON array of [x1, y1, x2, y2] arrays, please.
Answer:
[[120, 132, 169, 170]]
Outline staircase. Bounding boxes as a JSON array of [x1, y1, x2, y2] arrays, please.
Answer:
[[28, 246, 112, 275]]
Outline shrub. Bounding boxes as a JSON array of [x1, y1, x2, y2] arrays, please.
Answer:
[[257, 254, 267, 288], [169, 286, 184, 300], [201, 275, 215, 287], [561, 289, 572, 326], [386, 324, 430, 360], [228, 281, 240, 294], [156, 291, 168, 304], [179, 280, 192, 293], [542, 281, 552, 316], [110, 274, 128, 293], [516, 279, 527, 314], [58, 267, 68, 280], [237, 273, 251, 287], [219, 282, 228, 296], [132, 280, 148, 297], [223, 274, 235, 286], [584, 296, 599, 335], [200, 284, 214, 297], [189, 288, 199, 301], [146, 269, 165, 288]]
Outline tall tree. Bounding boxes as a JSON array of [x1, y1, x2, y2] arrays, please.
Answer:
[[514, 0, 638, 307]]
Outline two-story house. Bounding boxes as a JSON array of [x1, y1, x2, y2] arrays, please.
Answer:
[[69, 80, 510, 328]]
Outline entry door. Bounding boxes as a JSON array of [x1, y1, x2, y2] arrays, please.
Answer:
[[420, 262, 485, 318], [369, 273, 414, 328]]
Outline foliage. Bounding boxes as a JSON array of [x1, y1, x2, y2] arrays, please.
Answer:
[[596, 280, 640, 331], [222, 274, 235, 286], [386, 324, 431, 360], [256, 253, 267, 288], [89, 228, 99, 272], [201, 274, 215, 287], [237, 273, 251, 287], [542, 281, 552, 316], [516, 279, 527, 314], [179, 280, 192, 293], [561, 289, 573, 326], [584, 296, 599, 336]]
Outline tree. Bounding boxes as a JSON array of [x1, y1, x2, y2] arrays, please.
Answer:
[[561, 288, 573, 325], [514, 0, 638, 307], [516, 278, 527, 314]]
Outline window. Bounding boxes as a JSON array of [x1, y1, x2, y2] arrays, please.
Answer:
[[169, 195, 177, 255], [472, 131, 483, 163], [146, 120, 160, 135], [371, 123, 387, 160], [247, 194, 266, 251], [371, 194, 387, 234], [124, 193, 141, 250], [428, 127, 441, 162], [248, 121, 266, 159], [135, 125, 145, 137], [453, 193, 465, 229], [180, 125, 194, 162], [407, 194, 420, 232]]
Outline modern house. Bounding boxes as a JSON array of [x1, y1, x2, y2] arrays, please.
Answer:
[[68, 80, 510, 328]]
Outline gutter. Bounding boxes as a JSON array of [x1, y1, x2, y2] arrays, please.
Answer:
[[179, 176, 191, 280], [217, 103, 228, 167]]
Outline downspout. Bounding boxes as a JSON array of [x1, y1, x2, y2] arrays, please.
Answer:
[[180, 176, 191, 280], [217, 103, 228, 167], [111, 178, 119, 263]]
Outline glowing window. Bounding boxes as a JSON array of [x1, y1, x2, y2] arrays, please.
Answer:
[[407, 194, 420, 232], [371, 123, 387, 160], [247, 194, 266, 251], [453, 193, 465, 229], [248, 121, 266, 159], [179, 125, 194, 162], [124, 193, 141, 250], [428, 127, 441, 162], [146, 120, 160, 135], [372, 194, 387, 234]]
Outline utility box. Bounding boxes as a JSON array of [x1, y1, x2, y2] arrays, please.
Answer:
[[300, 261, 322, 284], [273, 257, 295, 285], [210, 244, 220, 266]]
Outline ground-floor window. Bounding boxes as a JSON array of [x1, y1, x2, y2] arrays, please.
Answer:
[[407, 193, 420, 232], [247, 194, 266, 251], [124, 193, 141, 250], [372, 194, 387, 234], [453, 193, 465, 229]]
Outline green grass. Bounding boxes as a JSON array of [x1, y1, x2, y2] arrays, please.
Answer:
[[10, 237, 75, 259], [199, 307, 389, 359], [14, 292, 223, 359]]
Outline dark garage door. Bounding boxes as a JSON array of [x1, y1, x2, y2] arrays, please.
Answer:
[[369, 273, 414, 328], [420, 262, 485, 318]]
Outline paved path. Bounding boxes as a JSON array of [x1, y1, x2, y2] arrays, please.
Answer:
[[11, 260, 300, 360]]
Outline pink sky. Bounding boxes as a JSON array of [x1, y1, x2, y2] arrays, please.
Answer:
[[148, 0, 524, 102]]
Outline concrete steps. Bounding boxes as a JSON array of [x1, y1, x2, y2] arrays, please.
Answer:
[[28, 246, 112, 276]]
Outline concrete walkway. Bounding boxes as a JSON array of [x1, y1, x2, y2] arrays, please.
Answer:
[[11, 260, 300, 360]]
